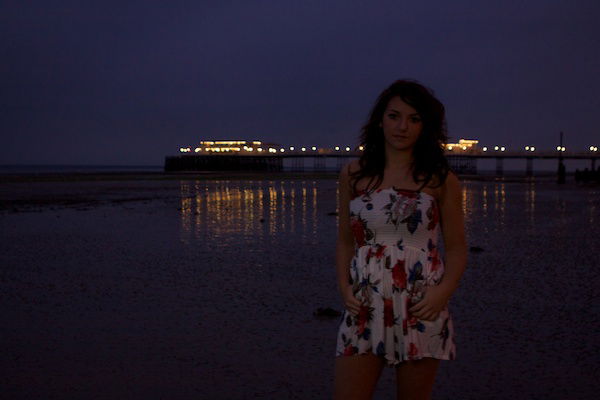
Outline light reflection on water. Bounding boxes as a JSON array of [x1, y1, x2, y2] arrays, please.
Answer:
[[178, 179, 599, 246], [492, 183, 506, 228], [526, 181, 536, 231], [179, 180, 325, 245]]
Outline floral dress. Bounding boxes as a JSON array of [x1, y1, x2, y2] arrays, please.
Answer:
[[335, 186, 456, 366]]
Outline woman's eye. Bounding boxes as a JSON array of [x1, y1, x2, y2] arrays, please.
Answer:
[[388, 114, 397, 119], [411, 117, 421, 123]]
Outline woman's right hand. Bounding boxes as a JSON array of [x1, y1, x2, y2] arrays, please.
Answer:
[[340, 285, 362, 316]]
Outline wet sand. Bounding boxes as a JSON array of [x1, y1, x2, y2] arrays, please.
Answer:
[[1, 176, 599, 399]]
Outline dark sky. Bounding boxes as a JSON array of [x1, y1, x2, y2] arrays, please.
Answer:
[[2, 0, 599, 165]]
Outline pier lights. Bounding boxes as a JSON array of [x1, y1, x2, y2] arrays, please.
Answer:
[[301, 147, 306, 152], [359, 145, 364, 151], [335, 146, 340, 151], [501, 147, 505, 151], [311, 146, 317, 151], [462, 146, 467, 150], [289, 146, 295, 151], [257, 148, 263, 152], [556, 146, 566, 152], [525, 146, 535, 152], [589, 146, 598, 152], [448, 146, 453, 151], [247, 147, 253, 151], [345, 146, 350, 151], [482, 147, 488, 151], [494, 146, 499, 151], [280, 148, 285, 152], [195, 148, 201, 152]]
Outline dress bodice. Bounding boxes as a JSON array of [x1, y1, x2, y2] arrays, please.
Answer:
[[349, 186, 441, 252]]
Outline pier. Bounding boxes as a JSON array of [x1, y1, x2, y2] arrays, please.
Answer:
[[164, 139, 599, 175], [165, 148, 599, 175]]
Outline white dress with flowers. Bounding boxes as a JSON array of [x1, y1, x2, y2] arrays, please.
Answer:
[[335, 186, 456, 366]]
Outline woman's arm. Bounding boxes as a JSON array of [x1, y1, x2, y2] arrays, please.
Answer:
[[409, 171, 467, 320], [436, 171, 468, 298], [335, 162, 361, 315]]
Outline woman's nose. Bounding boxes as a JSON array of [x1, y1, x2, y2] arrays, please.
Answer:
[[397, 117, 408, 131]]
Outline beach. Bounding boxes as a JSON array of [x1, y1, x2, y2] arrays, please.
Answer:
[[1, 173, 599, 399]]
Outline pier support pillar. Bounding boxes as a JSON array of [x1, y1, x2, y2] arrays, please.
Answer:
[[496, 157, 504, 176], [314, 156, 326, 171], [526, 157, 533, 176], [592, 158, 596, 171], [292, 157, 304, 172], [336, 156, 346, 171]]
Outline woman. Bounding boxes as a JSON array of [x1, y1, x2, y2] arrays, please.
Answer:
[[333, 79, 467, 399]]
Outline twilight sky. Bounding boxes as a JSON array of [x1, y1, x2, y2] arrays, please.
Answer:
[[1, 0, 599, 166]]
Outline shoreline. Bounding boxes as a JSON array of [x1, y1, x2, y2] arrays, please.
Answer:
[[0, 170, 579, 184], [1, 171, 596, 215]]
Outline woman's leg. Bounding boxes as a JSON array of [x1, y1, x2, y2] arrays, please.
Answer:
[[333, 353, 385, 400], [394, 357, 440, 400]]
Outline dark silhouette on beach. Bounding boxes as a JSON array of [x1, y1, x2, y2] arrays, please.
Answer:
[[557, 162, 566, 184], [575, 167, 600, 184]]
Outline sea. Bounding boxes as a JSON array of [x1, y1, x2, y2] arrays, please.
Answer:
[[0, 164, 164, 174], [0, 153, 597, 176]]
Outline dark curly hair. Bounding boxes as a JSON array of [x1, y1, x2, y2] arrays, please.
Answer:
[[350, 79, 451, 196]]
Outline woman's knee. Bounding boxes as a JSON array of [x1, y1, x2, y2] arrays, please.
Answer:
[[333, 353, 385, 400], [394, 357, 440, 400]]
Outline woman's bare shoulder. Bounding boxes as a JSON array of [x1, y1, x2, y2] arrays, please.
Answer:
[[424, 170, 458, 202], [444, 170, 461, 187], [440, 170, 461, 202], [340, 160, 365, 196], [347, 159, 361, 175]]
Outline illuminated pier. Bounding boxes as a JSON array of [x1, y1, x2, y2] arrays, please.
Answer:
[[165, 139, 599, 174]]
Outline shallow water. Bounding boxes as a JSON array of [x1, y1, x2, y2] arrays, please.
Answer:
[[1, 178, 598, 399]]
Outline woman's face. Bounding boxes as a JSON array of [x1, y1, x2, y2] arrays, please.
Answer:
[[380, 96, 423, 152]]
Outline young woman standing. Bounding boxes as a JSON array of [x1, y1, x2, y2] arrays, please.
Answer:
[[333, 79, 467, 400]]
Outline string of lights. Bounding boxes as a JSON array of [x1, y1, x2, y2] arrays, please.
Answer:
[[178, 139, 599, 155]]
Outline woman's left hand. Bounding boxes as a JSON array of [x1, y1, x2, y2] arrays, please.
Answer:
[[408, 284, 451, 321]]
